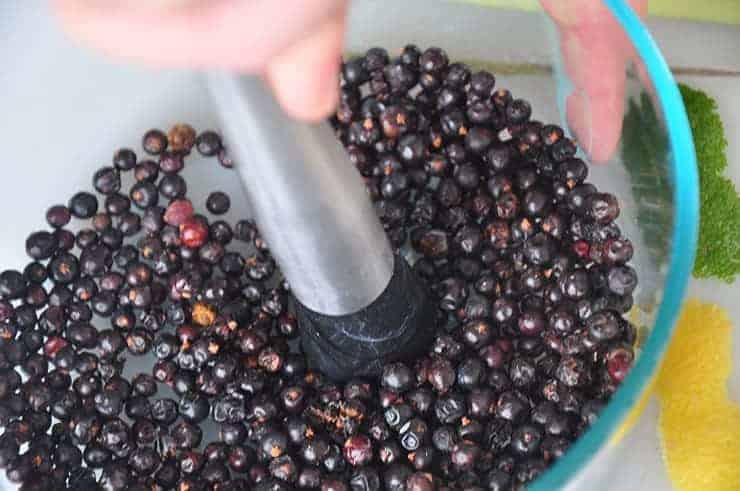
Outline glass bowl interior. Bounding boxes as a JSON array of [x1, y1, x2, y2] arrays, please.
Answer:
[[345, 0, 698, 487], [0, 0, 698, 489]]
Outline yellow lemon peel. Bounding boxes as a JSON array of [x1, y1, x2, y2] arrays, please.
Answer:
[[655, 300, 740, 491]]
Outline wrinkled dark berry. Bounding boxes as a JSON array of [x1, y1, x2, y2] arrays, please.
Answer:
[[142, 129, 168, 155], [343, 434, 373, 466], [25, 231, 57, 260], [206, 191, 231, 215], [607, 265, 638, 295], [113, 147, 137, 170], [193, 130, 222, 157], [46, 205, 71, 228], [93, 166, 121, 195], [381, 362, 413, 393], [69, 192, 98, 218]]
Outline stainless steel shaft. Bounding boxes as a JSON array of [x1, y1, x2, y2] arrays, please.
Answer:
[[205, 74, 395, 316]]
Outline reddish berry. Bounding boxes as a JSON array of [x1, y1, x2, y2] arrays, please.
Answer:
[[180, 218, 208, 249], [573, 240, 590, 258], [44, 337, 69, 358], [164, 199, 194, 226], [343, 435, 373, 466], [607, 348, 633, 383]]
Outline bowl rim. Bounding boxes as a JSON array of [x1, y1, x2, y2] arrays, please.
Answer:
[[530, 0, 699, 488]]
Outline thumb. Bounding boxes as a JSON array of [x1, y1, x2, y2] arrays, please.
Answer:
[[266, 9, 346, 122]]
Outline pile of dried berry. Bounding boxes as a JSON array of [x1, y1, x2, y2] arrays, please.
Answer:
[[0, 45, 638, 491]]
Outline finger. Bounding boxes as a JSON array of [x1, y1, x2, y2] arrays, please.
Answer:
[[266, 10, 345, 121], [50, 0, 346, 72], [560, 26, 627, 163], [541, 0, 647, 163]]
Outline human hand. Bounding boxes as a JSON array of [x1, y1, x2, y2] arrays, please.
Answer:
[[52, 0, 648, 162], [542, 0, 648, 163], [51, 0, 347, 122]]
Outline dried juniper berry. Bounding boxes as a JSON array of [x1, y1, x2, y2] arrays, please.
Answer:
[[25, 231, 57, 260], [45, 205, 71, 228], [113, 148, 137, 171], [143, 129, 168, 155], [159, 151, 185, 174], [68, 192, 98, 218], [206, 191, 231, 215], [93, 166, 121, 195]]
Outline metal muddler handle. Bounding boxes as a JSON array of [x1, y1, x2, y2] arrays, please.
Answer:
[[206, 74, 435, 380]]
